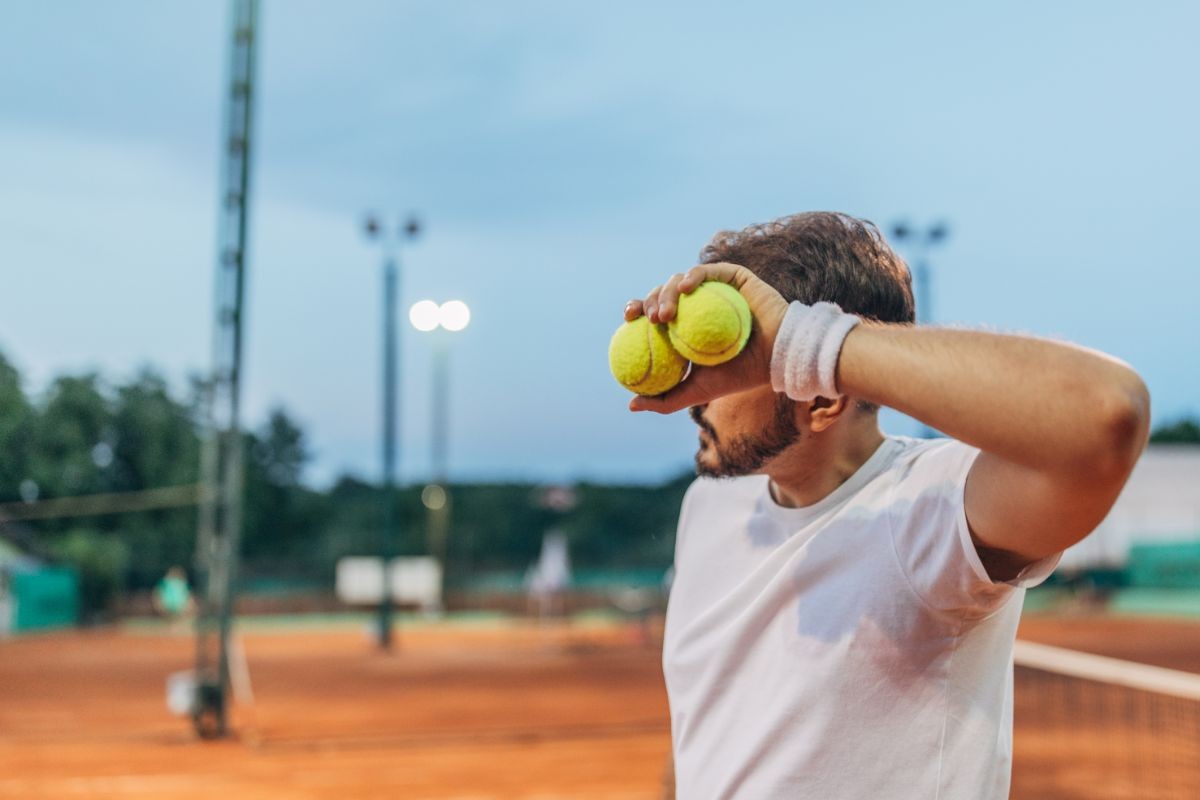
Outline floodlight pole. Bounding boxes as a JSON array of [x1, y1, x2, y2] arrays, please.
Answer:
[[363, 214, 420, 650], [382, 250, 398, 648], [890, 220, 950, 439], [193, 0, 258, 739], [430, 330, 450, 583], [411, 307, 466, 609]]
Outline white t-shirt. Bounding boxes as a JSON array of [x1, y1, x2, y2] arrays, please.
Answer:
[[662, 435, 1060, 799]]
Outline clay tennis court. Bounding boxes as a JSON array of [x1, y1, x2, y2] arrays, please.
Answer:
[[1, 614, 1197, 798], [0, 619, 672, 799]]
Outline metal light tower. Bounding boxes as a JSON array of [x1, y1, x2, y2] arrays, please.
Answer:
[[362, 213, 421, 650], [890, 220, 950, 326], [409, 300, 470, 600], [193, 0, 259, 739], [891, 219, 950, 438]]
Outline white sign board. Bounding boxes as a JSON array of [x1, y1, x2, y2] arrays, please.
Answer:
[[336, 556, 442, 610]]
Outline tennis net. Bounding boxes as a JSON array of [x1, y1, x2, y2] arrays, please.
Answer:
[[1012, 639, 1200, 799]]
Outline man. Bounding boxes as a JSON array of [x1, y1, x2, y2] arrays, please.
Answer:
[[623, 212, 1149, 799]]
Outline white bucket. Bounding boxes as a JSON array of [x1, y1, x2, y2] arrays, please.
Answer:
[[166, 670, 196, 716]]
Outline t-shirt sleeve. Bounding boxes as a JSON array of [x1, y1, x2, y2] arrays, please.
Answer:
[[887, 439, 1061, 619]]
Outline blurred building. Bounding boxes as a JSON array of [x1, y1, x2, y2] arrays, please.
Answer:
[[1058, 445, 1200, 576]]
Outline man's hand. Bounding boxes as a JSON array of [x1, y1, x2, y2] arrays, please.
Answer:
[[624, 263, 790, 414]]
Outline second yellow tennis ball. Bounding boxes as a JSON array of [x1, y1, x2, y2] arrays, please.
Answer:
[[668, 281, 752, 366], [608, 316, 689, 396]]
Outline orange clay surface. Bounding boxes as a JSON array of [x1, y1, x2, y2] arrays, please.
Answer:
[[1, 613, 1198, 799], [0, 619, 672, 799], [1014, 615, 1200, 800]]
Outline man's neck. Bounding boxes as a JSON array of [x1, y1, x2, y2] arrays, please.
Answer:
[[767, 425, 886, 509]]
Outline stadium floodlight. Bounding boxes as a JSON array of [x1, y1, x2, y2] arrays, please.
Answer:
[[439, 300, 471, 332], [411, 300, 471, 332], [409, 300, 441, 332], [421, 484, 447, 511]]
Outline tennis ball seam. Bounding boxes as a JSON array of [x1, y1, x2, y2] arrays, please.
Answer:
[[630, 319, 656, 389], [672, 289, 747, 356], [608, 312, 689, 395]]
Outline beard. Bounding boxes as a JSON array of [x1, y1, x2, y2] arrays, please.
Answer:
[[691, 395, 800, 478]]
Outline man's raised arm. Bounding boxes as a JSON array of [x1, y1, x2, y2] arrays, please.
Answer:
[[626, 261, 1150, 579], [836, 323, 1150, 578]]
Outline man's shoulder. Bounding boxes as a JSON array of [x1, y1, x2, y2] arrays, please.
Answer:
[[886, 435, 979, 481], [879, 436, 983, 524]]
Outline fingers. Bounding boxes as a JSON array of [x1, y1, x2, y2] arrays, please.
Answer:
[[654, 273, 688, 322], [635, 263, 756, 325], [677, 265, 710, 293], [642, 270, 697, 324], [620, 261, 780, 415], [642, 285, 663, 322], [661, 263, 759, 319], [681, 262, 750, 291]]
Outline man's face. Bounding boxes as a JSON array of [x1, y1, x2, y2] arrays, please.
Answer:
[[690, 386, 801, 478]]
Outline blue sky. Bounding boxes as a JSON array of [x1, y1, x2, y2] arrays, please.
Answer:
[[1, 1, 1196, 487]]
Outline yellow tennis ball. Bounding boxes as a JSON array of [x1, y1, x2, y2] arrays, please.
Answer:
[[608, 315, 689, 396], [668, 281, 752, 366]]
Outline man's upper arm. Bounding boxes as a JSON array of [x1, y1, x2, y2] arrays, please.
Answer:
[[964, 450, 1131, 582]]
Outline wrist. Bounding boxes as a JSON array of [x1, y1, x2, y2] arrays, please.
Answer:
[[769, 301, 861, 401]]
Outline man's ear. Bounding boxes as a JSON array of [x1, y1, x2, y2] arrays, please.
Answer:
[[807, 395, 849, 433]]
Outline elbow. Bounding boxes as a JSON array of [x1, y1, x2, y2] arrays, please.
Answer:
[[1093, 371, 1151, 481]]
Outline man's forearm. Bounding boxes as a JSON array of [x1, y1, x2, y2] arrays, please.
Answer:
[[836, 324, 1150, 477]]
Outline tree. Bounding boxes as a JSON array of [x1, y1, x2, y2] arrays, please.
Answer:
[[1149, 417, 1200, 444], [47, 527, 129, 623], [29, 374, 112, 502], [252, 408, 308, 487], [241, 406, 326, 572], [109, 367, 202, 587], [0, 352, 35, 503], [110, 367, 201, 492], [0, 352, 699, 612]]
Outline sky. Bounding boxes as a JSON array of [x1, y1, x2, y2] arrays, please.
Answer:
[[1, 0, 1197, 488]]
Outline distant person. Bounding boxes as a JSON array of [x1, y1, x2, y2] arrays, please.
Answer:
[[0, 568, 11, 638], [153, 566, 194, 632], [525, 531, 571, 622], [623, 212, 1149, 799]]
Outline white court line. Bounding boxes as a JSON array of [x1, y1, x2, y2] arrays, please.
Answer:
[[0, 774, 230, 794]]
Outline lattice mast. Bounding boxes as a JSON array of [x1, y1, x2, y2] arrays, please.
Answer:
[[193, 0, 259, 739]]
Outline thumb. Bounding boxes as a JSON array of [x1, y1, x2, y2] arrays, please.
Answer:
[[629, 364, 736, 415]]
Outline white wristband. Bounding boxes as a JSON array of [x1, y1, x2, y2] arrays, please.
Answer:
[[769, 301, 861, 401]]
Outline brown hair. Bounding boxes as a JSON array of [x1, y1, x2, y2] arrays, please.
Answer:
[[700, 211, 915, 325], [700, 212, 914, 411]]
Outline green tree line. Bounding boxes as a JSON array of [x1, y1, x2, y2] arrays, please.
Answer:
[[0, 352, 690, 620]]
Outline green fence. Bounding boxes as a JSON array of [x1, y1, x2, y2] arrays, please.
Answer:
[[1127, 541, 1200, 589], [11, 568, 79, 632]]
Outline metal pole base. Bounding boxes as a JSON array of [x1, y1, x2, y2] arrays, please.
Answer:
[[192, 680, 227, 739]]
